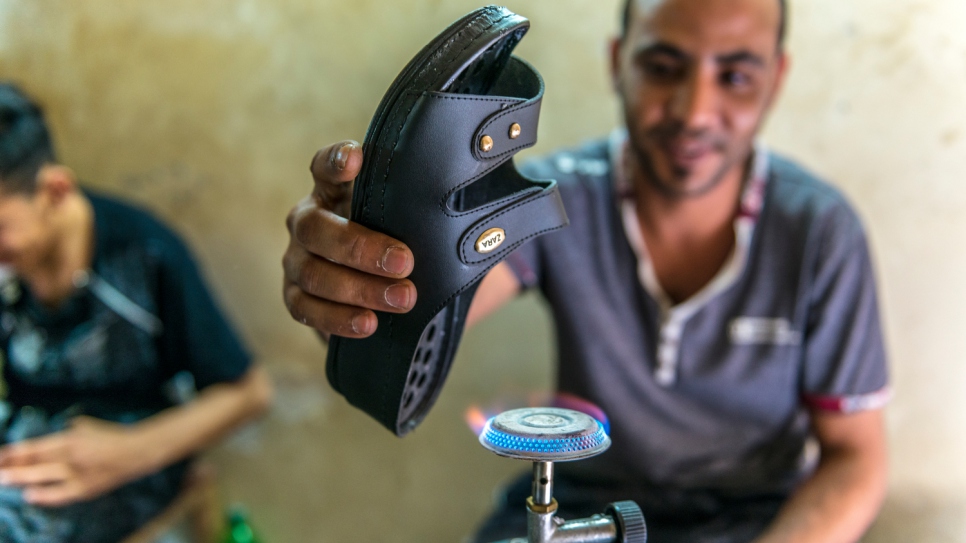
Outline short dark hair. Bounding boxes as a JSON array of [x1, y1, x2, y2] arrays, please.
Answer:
[[620, 0, 788, 48], [0, 83, 56, 194]]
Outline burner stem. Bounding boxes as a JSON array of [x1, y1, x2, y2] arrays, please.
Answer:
[[532, 461, 555, 506]]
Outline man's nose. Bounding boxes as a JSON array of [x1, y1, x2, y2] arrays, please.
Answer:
[[670, 69, 719, 131]]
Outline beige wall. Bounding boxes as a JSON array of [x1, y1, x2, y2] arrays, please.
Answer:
[[1, 0, 964, 541]]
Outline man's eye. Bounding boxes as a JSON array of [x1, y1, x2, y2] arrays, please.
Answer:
[[721, 70, 752, 88], [642, 60, 683, 80]]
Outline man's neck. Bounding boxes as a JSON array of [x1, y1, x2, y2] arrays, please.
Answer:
[[630, 157, 749, 305], [24, 192, 94, 307], [632, 163, 746, 243]]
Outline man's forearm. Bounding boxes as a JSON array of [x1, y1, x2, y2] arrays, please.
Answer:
[[128, 365, 273, 476], [755, 444, 887, 543]]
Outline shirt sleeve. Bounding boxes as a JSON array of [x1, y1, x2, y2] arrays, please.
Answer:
[[154, 234, 253, 390], [504, 241, 543, 291], [800, 204, 890, 413]]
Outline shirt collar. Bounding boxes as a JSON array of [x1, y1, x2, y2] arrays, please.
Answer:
[[609, 129, 770, 313]]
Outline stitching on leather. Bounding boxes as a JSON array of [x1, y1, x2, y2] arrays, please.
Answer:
[[437, 157, 509, 217], [424, 93, 523, 104], [423, 222, 566, 324], [475, 135, 536, 161], [364, 7, 511, 226], [423, 90, 543, 217], [378, 90, 420, 227], [478, 88, 541, 130], [376, 11, 494, 226], [459, 189, 559, 262], [404, 201, 564, 402], [474, 99, 541, 160], [379, 11, 512, 229], [374, 9, 514, 424], [418, 90, 540, 218], [476, 223, 565, 264], [445, 185, 542, 221]]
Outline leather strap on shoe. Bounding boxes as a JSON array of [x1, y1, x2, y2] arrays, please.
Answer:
[[470, 58, 544, 162], [458, 179, 567, 265]]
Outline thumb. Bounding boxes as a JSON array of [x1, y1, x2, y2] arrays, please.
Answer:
[[310, 140, 363, 211]]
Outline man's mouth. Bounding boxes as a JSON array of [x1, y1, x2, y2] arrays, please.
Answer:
[[661, 138, 716, 169]]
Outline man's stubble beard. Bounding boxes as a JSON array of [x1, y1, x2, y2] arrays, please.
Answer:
[[624, 118, 741, 200]]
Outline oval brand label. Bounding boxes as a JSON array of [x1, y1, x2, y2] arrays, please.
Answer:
[[475, 228, 506, 254]]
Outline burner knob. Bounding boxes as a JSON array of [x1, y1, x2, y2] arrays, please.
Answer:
[[606, 500, 647, 543]]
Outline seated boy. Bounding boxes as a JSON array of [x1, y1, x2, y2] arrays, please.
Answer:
[[0, 83, 272, 542]]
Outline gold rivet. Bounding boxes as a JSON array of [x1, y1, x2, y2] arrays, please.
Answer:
[[509, 123, 522, 139], [479, 135, 494, 152]]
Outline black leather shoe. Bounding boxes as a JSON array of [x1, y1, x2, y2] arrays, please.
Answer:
[[326, 6, 568, 436]]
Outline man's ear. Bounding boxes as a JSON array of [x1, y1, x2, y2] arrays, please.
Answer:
[[767, 51, 790, 111], [609, 37, 623, 92], [35, 164, 77, 205]]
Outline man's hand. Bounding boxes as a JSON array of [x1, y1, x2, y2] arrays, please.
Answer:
[[0, 416, 150, 507], [283, 141, 417, 340]]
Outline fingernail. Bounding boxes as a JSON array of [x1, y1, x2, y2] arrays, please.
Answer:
[[332, 142, 355, 171], [351, 313, 373, 335], [384, 284, 412, 309], [381, 247, 410, 275]]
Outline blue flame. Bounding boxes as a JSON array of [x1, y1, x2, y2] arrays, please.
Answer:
[[480, 419, 609, 455]]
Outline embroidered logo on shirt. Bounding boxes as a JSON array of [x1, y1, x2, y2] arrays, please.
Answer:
[[729, 317, 801, 346]]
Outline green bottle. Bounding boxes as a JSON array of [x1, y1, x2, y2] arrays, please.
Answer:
[[222, 505, 263, 543]]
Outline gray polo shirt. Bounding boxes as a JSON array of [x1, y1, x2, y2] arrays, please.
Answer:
[[505, 135, 889, 506]]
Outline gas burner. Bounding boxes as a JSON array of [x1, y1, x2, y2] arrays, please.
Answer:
[[480, 407, 610, 462], [478, 407, 646, 543]]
